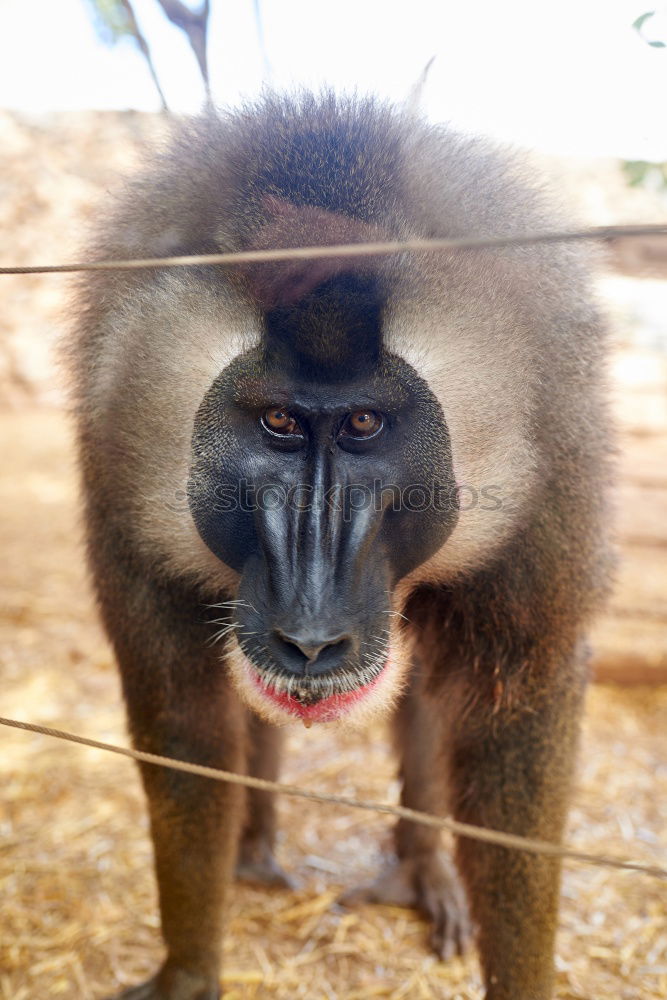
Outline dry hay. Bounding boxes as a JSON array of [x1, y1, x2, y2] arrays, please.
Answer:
[[1, 411, 666, 1000]]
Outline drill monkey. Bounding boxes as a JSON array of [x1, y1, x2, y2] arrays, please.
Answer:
[[69, 93, 612, 999]]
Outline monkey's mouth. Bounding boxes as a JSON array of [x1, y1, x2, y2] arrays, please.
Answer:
[[248, 665, 389, 723], [226, 628, 405, 726]]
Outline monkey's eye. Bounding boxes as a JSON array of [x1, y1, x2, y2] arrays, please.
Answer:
[[339, 410, 384, 440], [261, 407, 303, 437]]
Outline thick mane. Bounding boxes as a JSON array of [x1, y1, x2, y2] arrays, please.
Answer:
[[193, 95, 409, 377], [110, 93, 413, 263], [220, 92, 406, 223]]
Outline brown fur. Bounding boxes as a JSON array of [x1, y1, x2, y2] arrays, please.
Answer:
[[67, 93, 613, 1000]]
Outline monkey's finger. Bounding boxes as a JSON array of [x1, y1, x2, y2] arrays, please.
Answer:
[[235, 858, 299, 890], [338, 864, 420, 909], [422, 882, 473, 961], [429, 897, 475, 961]]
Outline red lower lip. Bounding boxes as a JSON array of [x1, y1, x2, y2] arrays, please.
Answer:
[[249, 666, 386, 722]]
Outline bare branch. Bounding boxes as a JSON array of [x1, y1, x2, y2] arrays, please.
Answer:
[[119, 0, 169, 111], [156, 0, 211, 103]]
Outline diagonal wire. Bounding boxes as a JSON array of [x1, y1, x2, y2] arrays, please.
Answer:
[[0, 715, 664, 879], [0, 224, 666, 275]]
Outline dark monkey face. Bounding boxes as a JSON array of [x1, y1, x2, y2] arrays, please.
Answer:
[[188, 264, 458, 725]]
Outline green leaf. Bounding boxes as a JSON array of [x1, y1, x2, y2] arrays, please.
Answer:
[[621, 159, 667, 191], [83, 0, 135, 46], [632, 11, 656, 32]]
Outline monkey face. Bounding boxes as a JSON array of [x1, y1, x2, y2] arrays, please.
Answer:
[[188, 344, 458, 726]]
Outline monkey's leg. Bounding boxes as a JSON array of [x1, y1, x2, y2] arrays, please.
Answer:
[[101, 582, 246, 1000], [449, 668, 585, 1000], [341, 664, 472, 959], [235, 715, 294, 888]]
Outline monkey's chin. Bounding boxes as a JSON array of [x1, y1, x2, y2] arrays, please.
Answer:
[[225, 640, 407, 729]]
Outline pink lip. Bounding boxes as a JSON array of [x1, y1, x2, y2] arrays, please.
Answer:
[[249, 665, 387, 722]]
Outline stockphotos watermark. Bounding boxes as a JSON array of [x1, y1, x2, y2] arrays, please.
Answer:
[[167, 480, 509, 517]]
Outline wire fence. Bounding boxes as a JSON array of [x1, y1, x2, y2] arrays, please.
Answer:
[[2, 220, 666, 886], [1, 716, 665, 880], [0, 223, 666, 275]]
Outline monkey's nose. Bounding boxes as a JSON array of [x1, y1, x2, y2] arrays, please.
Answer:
[[272, 628, 352, 675]]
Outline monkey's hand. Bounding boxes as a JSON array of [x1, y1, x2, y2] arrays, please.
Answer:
[[235, 831, 297, 890], [339, 851, 473, 960], [106, 965, 220, 1000]]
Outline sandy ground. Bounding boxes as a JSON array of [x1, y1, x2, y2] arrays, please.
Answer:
[[1, 410, 666, 1000]]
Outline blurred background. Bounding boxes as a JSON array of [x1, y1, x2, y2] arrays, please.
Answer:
[[1, 3, 666, 999]]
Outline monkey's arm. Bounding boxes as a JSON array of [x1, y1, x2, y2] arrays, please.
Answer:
[[430, 536, 593, 1000], [236, 715, 294, 888], [448, 652, 585, 1000], [95, 567, 247, 1000], [388, 486, 601, 998], [341, 658, 473, 959]]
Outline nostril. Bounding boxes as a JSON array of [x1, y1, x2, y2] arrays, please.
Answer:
[[272, 629, 352, 674]]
